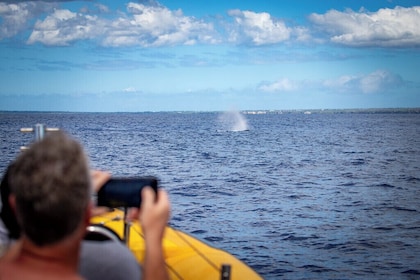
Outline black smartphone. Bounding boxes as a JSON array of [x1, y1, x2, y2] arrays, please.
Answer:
[[97, 176, 158, 208]]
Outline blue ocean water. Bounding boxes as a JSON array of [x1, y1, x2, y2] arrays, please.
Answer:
[[1, 111, 419, 279]]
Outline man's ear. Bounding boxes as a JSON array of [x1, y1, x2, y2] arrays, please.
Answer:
[[8, 194, 16, 214], [84, 201, 93, 227]]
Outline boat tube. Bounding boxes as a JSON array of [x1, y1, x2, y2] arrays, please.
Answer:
[[89, 209, 262, 280]]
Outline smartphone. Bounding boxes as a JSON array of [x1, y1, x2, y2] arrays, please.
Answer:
[[97, 176, 158, 208]]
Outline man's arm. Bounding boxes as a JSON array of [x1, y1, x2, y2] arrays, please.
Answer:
[[138, 187, 170, 280], [91, 170, 171, 280]]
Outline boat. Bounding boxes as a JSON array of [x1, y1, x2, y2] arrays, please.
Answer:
[[89, 209, 262, 280], [21, 124, 263, 280]]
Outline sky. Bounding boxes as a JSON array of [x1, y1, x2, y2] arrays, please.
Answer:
[[0, 0, 419, 112]]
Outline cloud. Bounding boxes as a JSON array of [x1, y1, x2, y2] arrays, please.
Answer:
[[102, 3, 218, 47], [258, 78, 299, 92], [324, 70, 404, 93], [25, 2, 219, 47], [227, 9, 293, 45], [0, 2, 55, 40], [1, 3, 308, 47], [2, 2, 419, 49], [309, 6, 420, 47], [359, 70, 404, 93], [27, 9, 101, 46], [123, 87, 137, 93], [259, 70, 404, 94]]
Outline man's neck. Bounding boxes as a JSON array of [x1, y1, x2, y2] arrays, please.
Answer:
[[4, 237, 82, 280]]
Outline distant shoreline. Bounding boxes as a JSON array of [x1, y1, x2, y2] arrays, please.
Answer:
[[0, 108, 419, 114], [242, 108, 420, 114]]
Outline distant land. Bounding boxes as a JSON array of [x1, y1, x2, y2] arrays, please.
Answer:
[[241, 108, 420, 115], [1, 108, 419, 114]]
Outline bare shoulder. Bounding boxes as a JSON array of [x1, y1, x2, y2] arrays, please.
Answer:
[[0, 260, 83, 280], [0, 261, 17, 280]]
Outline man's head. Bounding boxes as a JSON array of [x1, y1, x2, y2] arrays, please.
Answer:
[[8, 131, 91, 247]]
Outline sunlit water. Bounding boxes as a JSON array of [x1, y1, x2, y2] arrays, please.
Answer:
[[1, 111, 419, 279]]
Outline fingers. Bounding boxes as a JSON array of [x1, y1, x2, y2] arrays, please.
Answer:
[[126, 187, 171, 223], [139, 187, 171, 239], [126, 208, 140, 222], [90, 170, 111, 193], [141, 186, 156, 207], [91, 206, 110, 216], [141, 187, 170, 214], [156, 189, 170, 213]]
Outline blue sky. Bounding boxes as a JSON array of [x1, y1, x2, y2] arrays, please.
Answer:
[[0, 0, 419, 112]]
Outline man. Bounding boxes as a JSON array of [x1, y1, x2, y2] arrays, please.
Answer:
[[1, 168, 143, 280], [0, 131, 170, 280]]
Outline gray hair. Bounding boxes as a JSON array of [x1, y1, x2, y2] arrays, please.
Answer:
[[9, 131, 91, 246]]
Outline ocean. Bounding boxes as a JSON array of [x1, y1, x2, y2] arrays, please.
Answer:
[[1, 111, 419, 279]]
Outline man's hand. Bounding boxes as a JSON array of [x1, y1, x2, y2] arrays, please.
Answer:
[[139, 187, 170, 241], [90, 170, 111, 193], [127, 187, 170, 240], [126, 187, 170, 280], [90, 170, 111, 216]]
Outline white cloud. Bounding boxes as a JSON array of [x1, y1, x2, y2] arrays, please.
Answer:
[[27, 9, 102, 46], [102, 3, 218, 47], [323, 75, 358, 92], [227, 9, 292, 45], [324, 70, 403, 93], [2, 2, 418, 49], [25, 2, 218, 47], [258, 78, 299, 92], [259, 70, 404, 94], [123, 87, 137, 93], [1, 3, 309, 47], [0, 3, 25, 39], [309, 6, 420, 47], [0, 2, 54, 40], [359, 70, 403, 93]]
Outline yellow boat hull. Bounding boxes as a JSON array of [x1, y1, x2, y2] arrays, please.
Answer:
[[90, 209, 262, 280]]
